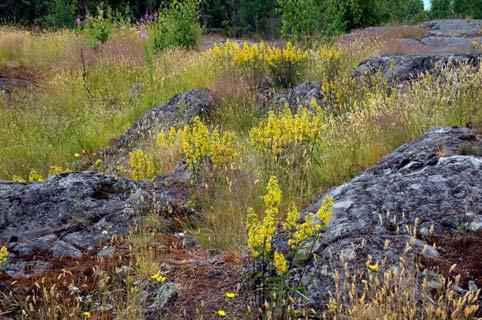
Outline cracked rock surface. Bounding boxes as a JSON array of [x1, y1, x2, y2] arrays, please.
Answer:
[[0, 172, 190, 277], [354, 54, 481, 83], [284, 127, 482, 308]]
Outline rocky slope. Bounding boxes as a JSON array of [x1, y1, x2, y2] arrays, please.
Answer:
[[283, 126, 482, 309], [353, 19, 482, 83], [0, 172, 191, 277], [97, 88, 219, 173], [354, 54, 481, 83]]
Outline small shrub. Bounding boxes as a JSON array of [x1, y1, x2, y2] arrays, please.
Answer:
[[265, 42, 308, 87], [277, 0, 320, 44], [80, 5, 114, 50], [249, 102, 325, 199], [150, 0, 202, 51], [209, 41, 307, 88]]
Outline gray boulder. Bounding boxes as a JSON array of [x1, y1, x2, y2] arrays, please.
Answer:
[[257, 81, 325, 111], [285, 127, 482, 309], [98, 89, 219, 171], [424, 19, 482, 37], [0, 172, 190, 277], [354, 54, 481, 83]]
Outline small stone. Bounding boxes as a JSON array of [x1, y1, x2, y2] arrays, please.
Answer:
[[97, 247, 115, 258], [469, 217, 482, 231], [50, 240, 82, 259], [468, 281, 478, 293], [182, 233, 197, 249]]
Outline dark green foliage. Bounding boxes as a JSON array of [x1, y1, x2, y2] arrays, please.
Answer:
[[200, 0, 229, 31], [380, 0, 427, 23], [321, 0, 383, 35], [453, 0, 482, 19], [237, 0, 278, 36], [430, 0, 453, 18], [277, 0, 321, 43], [35, 0, 78, 27], [430, 0, 482, 19], [151, 0, 202, 51], [8, 0, 481, 38]]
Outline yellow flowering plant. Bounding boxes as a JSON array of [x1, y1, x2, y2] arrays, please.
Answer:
[[208, 41, 308, 88], [265, 42, 308, 88], [128, 149, 156, 181], [245, 176, 334, 318], [156, 116, 238, 177], [0, 246, 8, 267], [250, 102, 325, 200]]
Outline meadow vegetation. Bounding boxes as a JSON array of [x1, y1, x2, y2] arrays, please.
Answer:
[[1, 7, 482, 318]]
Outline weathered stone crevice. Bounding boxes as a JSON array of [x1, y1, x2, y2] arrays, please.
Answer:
[[0, 172, 191, 277], [281, 126, 482, 309]]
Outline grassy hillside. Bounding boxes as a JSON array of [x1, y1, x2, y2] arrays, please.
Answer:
[[0, 24, 481, 319]]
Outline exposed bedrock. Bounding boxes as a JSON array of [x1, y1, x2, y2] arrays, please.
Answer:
[[279, 126, 482, 309], [0, 172, 191, 277]]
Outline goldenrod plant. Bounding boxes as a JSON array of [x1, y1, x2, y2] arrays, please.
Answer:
[[128, 149, 156, 180], [0, 246, 8, 267], [156, 116, 238, 176], [250, 101, 325, 201], [245, 176, 334, 318], [209, 41, 308, 87]]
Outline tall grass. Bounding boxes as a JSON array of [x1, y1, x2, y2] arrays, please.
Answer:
[[1, 25, 482, 319], [0, 28, 217, 179]]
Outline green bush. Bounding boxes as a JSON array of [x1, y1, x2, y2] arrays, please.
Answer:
[[35, 0, 77, 28], [430, 0, 453, 18], [150, 0, 202, 52], [453, 0, 482, 19], [277, 0, 320, 44], [380, 0, 427, 23], [81, 5, 114, 50]]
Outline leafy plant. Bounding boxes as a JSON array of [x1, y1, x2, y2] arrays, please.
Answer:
[[209, 41, 307, 88], [150, 0, 202, 51], [265, 42, 308, 87], [249, 103, 325, 199], [245, 176, 334, 318], [156, 116, 238, 177], [277, 0, 320, 44], [36, 0, 78, 28], [80, 5, 114, 50]]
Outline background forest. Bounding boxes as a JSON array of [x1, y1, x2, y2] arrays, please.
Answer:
[[1, 0, 481, 37]]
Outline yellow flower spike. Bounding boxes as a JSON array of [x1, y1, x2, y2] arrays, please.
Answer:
[[74, 153, 80, 158], [150, 272, 167, 283], [283, 202, 299, 231], [289, 214, 318, 248], [83, 311, 92, 318], [263, 176, 282, 210], [217, 310, 227, 317], [316, 196, 334, 227], [250, 106, 324, 157], [274, 251, 288, 274], [367, 263, 379, 272], [0, 246, 9, 265], [128, 149, 155, 180], [225, 292, 237, 299]]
